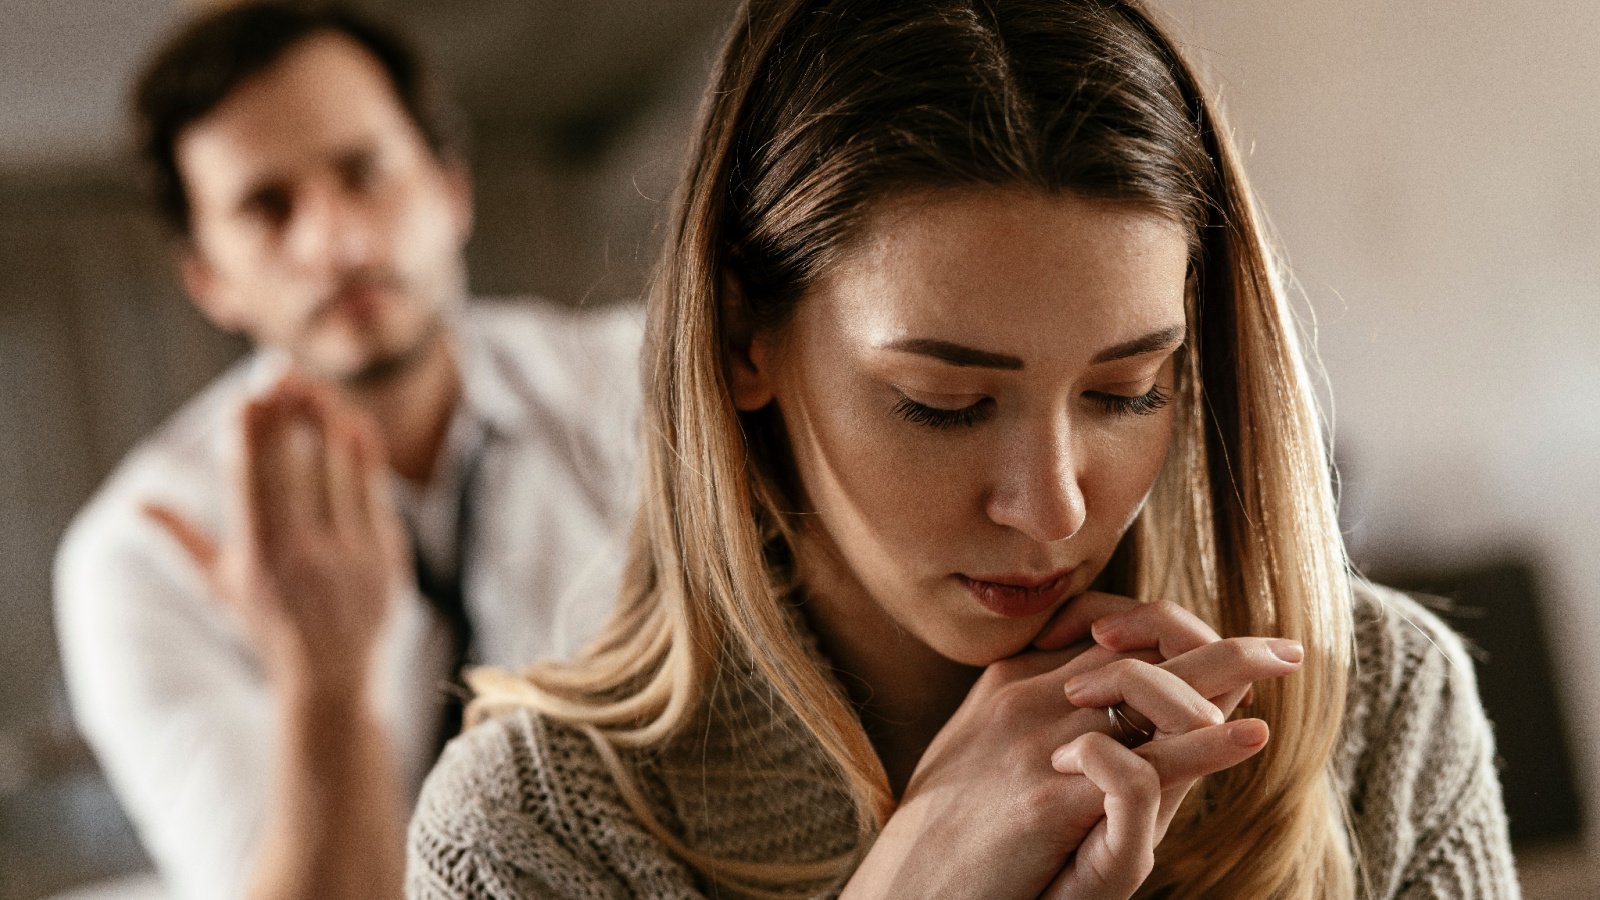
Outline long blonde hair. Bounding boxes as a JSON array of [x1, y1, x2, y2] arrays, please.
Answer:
[[470, 1, 1357, 896]]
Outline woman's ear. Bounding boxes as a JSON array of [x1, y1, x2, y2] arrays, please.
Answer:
[[722, 272, 776, 411]]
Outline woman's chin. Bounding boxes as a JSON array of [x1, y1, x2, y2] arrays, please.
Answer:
[[925, 624, 1044, 668]]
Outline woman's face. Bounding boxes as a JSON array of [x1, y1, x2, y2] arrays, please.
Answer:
[[733, 188, 1190, 666]]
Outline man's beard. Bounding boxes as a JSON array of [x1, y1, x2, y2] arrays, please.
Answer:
[[296, 270, 450, 387], [340, 311, 447, 388]]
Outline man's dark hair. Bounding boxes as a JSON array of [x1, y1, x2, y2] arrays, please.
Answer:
[[134, 0, 458, 234]]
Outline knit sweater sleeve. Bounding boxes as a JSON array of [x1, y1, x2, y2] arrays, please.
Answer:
[[1339, 585, 1520, 899], [405, 708, 705, 899]]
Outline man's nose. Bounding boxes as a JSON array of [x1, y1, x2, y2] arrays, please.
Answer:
[[984, 425, 1088, 544], [285, 180, 374, 272]]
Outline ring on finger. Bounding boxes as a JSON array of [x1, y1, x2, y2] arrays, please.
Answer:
[[1106, 704, 1155, 746]]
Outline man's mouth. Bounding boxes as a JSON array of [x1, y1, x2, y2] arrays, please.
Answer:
[[305, 274, 404, 332]]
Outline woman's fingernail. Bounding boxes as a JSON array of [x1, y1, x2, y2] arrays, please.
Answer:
[[1229, 719, 1269, 746], [1267, 639, 1303, 664], [1062, 677, 1086, 699], [1050, 746, 1072, 771]]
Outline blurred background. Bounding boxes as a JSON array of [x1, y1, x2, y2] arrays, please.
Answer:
[[0, 0, 1593, 897]]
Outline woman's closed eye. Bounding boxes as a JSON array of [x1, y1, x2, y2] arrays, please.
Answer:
[[892, 384, 1170, 431], [891, 391, 995, 429], [1085, 384, 1170, 417]]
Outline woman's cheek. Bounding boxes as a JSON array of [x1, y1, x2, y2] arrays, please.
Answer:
[[826, 398, 976, 544], [1083, 413, 1177, 526]]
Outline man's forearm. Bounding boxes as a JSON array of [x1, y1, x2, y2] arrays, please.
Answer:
[[247, 680, 407, 900]]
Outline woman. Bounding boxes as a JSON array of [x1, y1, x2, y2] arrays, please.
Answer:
[[408, 1, 1517, 897]]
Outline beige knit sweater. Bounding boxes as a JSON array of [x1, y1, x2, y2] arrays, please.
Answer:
[[406, 585, 1520, 898]]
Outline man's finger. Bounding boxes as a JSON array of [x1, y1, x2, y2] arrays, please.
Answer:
[[141, 503, 219, 574], [141, 502, 237, 614], [242, 393, 321, 548], [306, 390, 364, 538], [347, 412, 410, 578]]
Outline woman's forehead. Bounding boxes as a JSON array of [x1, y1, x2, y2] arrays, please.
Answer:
[[807, 188, 1190, 360]]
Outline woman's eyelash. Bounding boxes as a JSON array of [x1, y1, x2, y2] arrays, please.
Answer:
[[1089, 385, 1171, 417], [892, 394, 992, 429], [893, 385, 1170, 430]]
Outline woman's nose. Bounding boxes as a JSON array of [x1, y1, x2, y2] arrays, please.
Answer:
[[984, 430, 1087, 544]]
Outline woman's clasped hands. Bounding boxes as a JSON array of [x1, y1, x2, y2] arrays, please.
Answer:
[[843, 595, 1304, 900]]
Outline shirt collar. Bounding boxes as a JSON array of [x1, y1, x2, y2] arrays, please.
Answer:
[[453, 309, 537, 437], [242, 308, 528, 435]]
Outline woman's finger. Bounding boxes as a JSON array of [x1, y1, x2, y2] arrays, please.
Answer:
[[985, 645, 1093, 682], [1088, 599, 1221, 659], [1053, 717, 1269, 779], [1041, 719, 1272, 900], [1216, 685, 1250, 718], [1046, 732, 1160, 899], [1062, 638, 1299, 734], [1032, 591, 1140, 651], [1050, 643, 1165, 686], [1134, 718, 1269, 782], [1158, 636, 1304, 701], [1062, 658, 1223, 736]]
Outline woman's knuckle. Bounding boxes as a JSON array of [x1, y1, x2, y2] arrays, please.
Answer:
[[1219, 638, 1255, 666], [1106, 657, 1145, 679], [1149, 599, 1183, 617], [985, 656, 1027, 683], [989, 684, 1033, 722], [1017, 778, 1063, 824], [1191, 700, 1225, 729], [1127, 762, 1161, 806], [1079, 730, 1117, 754]]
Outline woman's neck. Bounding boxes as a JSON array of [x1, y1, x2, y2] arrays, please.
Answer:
[[797, 543, 980, 797]]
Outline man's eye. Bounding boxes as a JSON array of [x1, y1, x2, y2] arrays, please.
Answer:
[[892, 394, 994, 429], [341, 153, 380, 192], [242, 189, 290, 224]]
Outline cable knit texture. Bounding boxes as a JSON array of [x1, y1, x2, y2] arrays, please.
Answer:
[[407, 583, 1520, 898]]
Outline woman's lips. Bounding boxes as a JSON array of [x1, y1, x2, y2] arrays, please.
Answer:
[[958, 570, 1076, 618]]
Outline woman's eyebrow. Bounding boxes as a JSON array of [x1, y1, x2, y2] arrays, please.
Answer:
[[1090, 324, 1187, 364], [880, 338, 1025, 370], [878, 324, 1186, 370]]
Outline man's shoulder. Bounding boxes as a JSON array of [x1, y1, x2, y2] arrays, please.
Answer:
[[57, 357, 257, 576], [465, 298, 644, 378], [459, 298, 645, 436]]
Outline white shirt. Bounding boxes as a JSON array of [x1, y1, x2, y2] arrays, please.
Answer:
[[54, 300, 643, 900]]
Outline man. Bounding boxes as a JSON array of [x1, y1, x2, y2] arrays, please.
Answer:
[[53, 4, 640, 898]]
